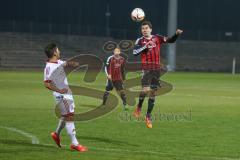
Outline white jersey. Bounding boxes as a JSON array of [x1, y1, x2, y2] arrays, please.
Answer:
[[44, 59, 72, 97]]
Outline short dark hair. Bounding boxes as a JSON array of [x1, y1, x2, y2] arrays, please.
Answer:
[[44, 43, 57, 58], [141, 21, 152, 29]]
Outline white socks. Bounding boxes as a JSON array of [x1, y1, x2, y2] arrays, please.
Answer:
[[55, 118, 79, 146], [65, 122, 79, 146], [55, 118, 66, 135]]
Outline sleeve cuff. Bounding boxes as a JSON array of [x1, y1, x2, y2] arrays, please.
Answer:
[[44, 80, 52, 83]]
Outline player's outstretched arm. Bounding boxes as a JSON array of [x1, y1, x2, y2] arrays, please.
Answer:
[[166, 29, 183, 43], [65, 60, 80, 67], [44, 81, 68, 94]]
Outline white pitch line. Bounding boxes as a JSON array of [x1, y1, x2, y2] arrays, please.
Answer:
[[39, 143, 240, 160], [0, 126, 239, 160], [0, 126, 39, 144]]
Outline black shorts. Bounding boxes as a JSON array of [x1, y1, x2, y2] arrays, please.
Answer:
[[141, 70, 161, 89], [106, 80, 124, 91]]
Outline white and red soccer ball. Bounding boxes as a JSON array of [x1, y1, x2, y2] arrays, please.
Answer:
[[131, 8, 145, 22]]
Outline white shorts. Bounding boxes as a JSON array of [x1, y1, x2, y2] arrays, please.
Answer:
[[54, 95, 75, 116]]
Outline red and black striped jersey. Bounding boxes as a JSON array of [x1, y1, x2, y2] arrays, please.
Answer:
[[133, 34, 167, 71], [105, 55, 126, 81]]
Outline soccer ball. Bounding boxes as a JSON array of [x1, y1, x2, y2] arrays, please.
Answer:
[[131, 8, 145, 22]]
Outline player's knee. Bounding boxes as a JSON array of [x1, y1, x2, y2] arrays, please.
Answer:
[[62, 113, 74, 121], [66, 116, 74, 121], [119, 90, 125, 94], [149, 95, 155, 101], [142, 87, 150, 93], [149, 90, 156, 97]]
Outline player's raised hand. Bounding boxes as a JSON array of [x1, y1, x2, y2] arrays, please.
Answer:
[[59, 88, 68, 94], [67, 61, 80, 67], [176, 29, 183, 35]]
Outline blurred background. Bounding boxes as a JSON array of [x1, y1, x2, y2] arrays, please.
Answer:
[[0, 0, 239, 72]]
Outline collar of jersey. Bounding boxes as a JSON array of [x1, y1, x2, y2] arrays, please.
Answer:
[[47, 60, 58, 64]]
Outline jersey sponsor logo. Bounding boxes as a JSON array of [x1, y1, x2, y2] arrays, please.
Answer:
[[147, 41, 156, 50], [114, 63, 121, 68]]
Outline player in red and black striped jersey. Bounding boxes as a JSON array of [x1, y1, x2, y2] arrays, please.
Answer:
[[102, 47, 127, 110], [133, 21, 183, 128]]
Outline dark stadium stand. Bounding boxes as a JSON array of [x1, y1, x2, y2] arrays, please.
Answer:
[[0, 32, 239, 72]]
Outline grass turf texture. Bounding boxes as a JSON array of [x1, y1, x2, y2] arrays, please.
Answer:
[[0, 71, 239, 160]]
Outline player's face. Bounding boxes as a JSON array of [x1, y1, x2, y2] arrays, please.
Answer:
[[113, 48, 121, 56], [141, 25, 152, 37]]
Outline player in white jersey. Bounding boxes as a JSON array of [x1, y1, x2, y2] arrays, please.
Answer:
[[43, 43, 87, 152]]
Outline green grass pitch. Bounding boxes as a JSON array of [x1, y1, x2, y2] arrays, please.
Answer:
[[0, 71, 239, 160]]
